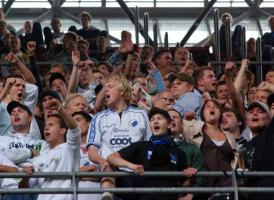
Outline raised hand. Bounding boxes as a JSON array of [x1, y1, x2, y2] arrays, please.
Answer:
[[27, 41, 36, 55], [72, 50, 81, 66]]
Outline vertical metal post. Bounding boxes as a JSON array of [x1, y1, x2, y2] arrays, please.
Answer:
[[153, 22, 158, 52], [241, 26, 247, 59], [256, 37, 263, 84], [176, 42, 180, 48], [144, 12, 149, 45], [232, 171, 239, 200], [164, 32, 169, 49], [225, 17, 232, 61], [134, 6, 139, 46], [213, 9, 221, 74], [72, 171, 77, 200]]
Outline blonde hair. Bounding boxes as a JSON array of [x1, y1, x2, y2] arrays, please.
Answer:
[[105, 74, 132, 105], [65, 93, 88, 108]]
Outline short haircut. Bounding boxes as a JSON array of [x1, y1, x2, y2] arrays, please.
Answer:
[[72, 111, 92, 122], [153, 49, 171, 63], [222, 107, 245, 132], [79, 11, 92, 21], [3, 74, 25, 87], [216, 80, 226, 89], [192, 66, 213, 88], [51, 64, 69, 75], [77, 39, 89, 49], [105, 74, 132, 105], [47, 113, 67, 130]]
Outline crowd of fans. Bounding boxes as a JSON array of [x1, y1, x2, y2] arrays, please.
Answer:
[[0, 7, 274, 200]]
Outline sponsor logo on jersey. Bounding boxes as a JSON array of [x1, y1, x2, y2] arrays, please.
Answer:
[[110, 137, 132, 145], [9, 142, 34, 149], [113, 128, 129, 133]]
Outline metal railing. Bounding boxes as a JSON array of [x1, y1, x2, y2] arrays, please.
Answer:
[[0, 171, 274, 200]]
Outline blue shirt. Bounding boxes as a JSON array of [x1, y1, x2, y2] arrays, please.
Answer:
[[172, 89, 203, 119]]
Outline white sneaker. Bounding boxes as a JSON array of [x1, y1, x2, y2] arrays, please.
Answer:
[[101, 192, 113, 200]]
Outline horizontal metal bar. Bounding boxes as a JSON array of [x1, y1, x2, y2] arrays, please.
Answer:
[[1, 171, 274, 178], [0, 187, 274, 194], [210, 61, 274, 66]]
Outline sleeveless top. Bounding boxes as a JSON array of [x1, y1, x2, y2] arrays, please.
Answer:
[[201, 133, 234, 187]]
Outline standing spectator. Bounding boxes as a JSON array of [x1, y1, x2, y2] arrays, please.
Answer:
[[50, 18, 64, 41], [23, 98, 81, 200], [87, 74, 152, 199], [153, 49, 173, 75], [77, 11, 100, 50], [107, 107, 197, 200], [19, 21, 32, 51], [90, 36, 113, 61], [72, 111, 100, 200]]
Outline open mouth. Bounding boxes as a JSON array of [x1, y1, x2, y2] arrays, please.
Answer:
[[154, 125, 160, 132], [44, 132, 51, 138], [18, 93, 23, 98], [105, 94, 110, 100], [251, 118, 259, 122]]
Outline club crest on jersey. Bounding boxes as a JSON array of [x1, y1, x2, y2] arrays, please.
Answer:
[[129, 120, 138, 127]]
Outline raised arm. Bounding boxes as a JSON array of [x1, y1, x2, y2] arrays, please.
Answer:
[[47, 99, 78, 130], [67, 50, 81, 96], [234, 59, 249, 95], [4, 52, 36, 84]]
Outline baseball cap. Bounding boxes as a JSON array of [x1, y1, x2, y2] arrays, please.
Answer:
[[49, 72, 66, 87], [40, 90, 62, 102], [7, 101, 32, 116], [168, 73, 194, 85], [148, 107, 171, 123], [267, 93, 274, 108], [248, 101, 270, 113]]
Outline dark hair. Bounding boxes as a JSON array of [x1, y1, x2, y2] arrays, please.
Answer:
[[153, 49, 171, 63], [3, 74, 25, 87], [200, 99, 222, 125], [48, 113, 67, 128], [216, 80, 226, 89], [222, 107, 245, 132], [72, 111, 92, 122]]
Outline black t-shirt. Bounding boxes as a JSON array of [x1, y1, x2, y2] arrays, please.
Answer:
[[76, 28, 100, 49], [118, 141, 187, 200]]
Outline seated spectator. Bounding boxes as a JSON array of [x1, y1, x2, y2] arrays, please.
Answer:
[[247, 37, 256, 61], [77, 39, 90, 59], [8, 35, 29, 64], [0, 32, 12, 58], [107, 107, 197, 200], [153, 49, 173, 75]]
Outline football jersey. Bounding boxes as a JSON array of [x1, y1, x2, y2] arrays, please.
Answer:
[[87, 106, 152, 158]]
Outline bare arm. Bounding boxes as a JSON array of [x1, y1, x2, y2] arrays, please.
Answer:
[[0, 78, 15, 102], [0, 165, 18, 173], [67, 50, 80, 96], [4, 53, 36, 84], [234, 59, 249, 95], [225, 67, 245, 116], [88, 145, 108, 171]]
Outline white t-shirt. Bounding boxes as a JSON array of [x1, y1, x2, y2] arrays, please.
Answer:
[[87, 106, 152, 159], [0, 151, 18, 189], [30, 127, 81, 200]]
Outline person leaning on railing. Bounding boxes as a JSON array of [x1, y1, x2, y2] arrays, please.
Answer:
[[107, 107, 197, 200]]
